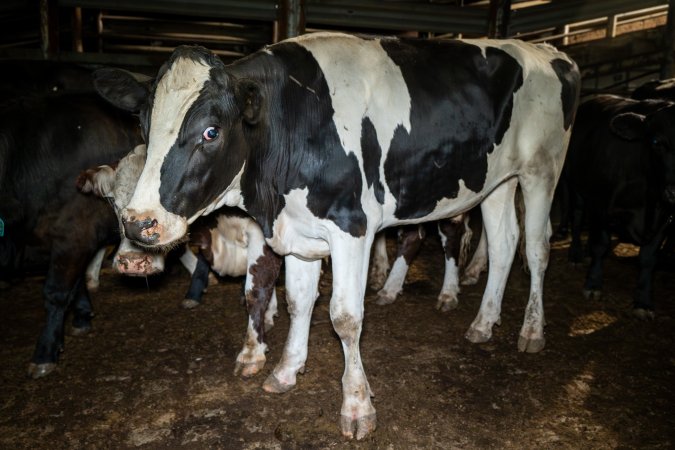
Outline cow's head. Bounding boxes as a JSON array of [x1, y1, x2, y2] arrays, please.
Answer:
[[93, 46, 262, 249], [610, 104, 675, 205], [77, 144, 165, 276]]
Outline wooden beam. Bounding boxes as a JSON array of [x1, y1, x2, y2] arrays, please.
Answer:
[[487, 0, 512, 38], [660, 1, 675, 78]]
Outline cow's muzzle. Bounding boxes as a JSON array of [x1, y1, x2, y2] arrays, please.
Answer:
[[114, 251, 164, 276], [122, 216, 159, 245]]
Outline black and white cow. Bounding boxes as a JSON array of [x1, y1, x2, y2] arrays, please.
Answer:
[[94, 33, 580, 439], [0, 91, 142, 378], [566, 94, 675, 318], [78, 145, 282, 376]]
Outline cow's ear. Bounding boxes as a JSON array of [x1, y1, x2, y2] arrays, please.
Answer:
[[610, 112, 646, 141], [93, 68, 151, 113], [235, 79, 263, 125], [76, 165, 116, 198]]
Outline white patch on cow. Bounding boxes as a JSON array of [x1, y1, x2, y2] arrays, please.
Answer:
[[112, 144, 147, 211], [179, 246, 198, 274], [268, 187, 331, 259], [124, 57, 212, 244], [209, 215, 251, 277], [85, 247, 107, 291], [376, 256, 408, 304], [294, 33, 412, 225]]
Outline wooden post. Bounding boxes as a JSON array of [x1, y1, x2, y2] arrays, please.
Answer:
[[72, 7, 83, 53], [661, 1, 675, 79], [276, 0, 305, 42], [487, 0, 512, 38], [606, 14, 618, 39]]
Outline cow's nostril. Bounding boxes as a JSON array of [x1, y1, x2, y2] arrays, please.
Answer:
[[123, 216, 160, 244]]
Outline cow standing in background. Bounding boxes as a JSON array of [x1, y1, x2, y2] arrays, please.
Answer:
[[95, 33, 579, 439], [78, 146, 282, 376], [0, 92, 142, 378], [566, 94, 675, 318]]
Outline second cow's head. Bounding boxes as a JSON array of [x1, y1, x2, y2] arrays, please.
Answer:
[[94, 45, 263, 249]]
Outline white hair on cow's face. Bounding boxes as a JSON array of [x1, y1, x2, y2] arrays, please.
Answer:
[[123, 56, 212, 245]]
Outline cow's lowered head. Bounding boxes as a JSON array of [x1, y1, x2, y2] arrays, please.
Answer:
[[610, 103, 675, 205], [77, 144, 166, 276], [93, 46, 263, 249]]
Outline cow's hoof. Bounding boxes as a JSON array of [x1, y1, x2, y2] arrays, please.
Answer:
[[582, 289, 602, 300], [207, 272, 219, 286], [234, 359, 266, 378], [341, 413, 377, 440], [633, 308, 655, 320], [86, 280, 99, 292], [518, 336, 545, 353], [70, 325, 91, 336], [262, 373, 295, 394], [27, 362, 56, 379], [465, 327, 491, 343], [460, 274, 479, 286], [436, 294, 458, 312], [181, 298, 200, 309], [375, 291, 397, 306]]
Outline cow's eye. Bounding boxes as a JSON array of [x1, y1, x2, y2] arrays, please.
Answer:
[[202, 126, 220, 142]]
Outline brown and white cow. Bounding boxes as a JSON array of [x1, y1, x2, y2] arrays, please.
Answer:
[[78, 145, 282, 376]]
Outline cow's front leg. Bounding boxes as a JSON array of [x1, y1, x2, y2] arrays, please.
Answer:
[[583, 223, 610, 300], [330, 234, 376, 440], [235, 239, 282, 378], [182, 252, 211, 309], [633, 227, 668, 319], [466, 179, 519, 344], [262, 256, 320, 391], [29, 250, 90, 378]]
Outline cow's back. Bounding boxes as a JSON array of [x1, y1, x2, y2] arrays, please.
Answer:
[[239, 34, 578, 235]]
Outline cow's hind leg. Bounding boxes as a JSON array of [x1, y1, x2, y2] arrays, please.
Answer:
[[329, 233, 377, 440], [262, 256, 321, 391], [181, 252, 211, 309], [466, 179, 519, 344], [436, 216, 471, 311], [368, 232, 389, 291], [461, 224, 487, 285], [376, 225, 425, 305], [516, 171, 557, 353]]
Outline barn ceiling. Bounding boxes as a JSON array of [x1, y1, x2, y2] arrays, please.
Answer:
[[0, 0, 670, 95]]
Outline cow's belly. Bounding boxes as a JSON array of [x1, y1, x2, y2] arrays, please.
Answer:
[[210, 235, 248, 277]]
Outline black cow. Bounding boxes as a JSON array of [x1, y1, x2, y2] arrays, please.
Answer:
[[94, 33, 579, 439], [0, 91, 142, 378], [632, 78, 675, 102], [566, 94, 675, 318]]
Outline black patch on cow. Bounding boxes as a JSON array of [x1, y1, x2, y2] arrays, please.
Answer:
[[380, 40, 524, 219], [361, 117, 385, 204], [550, 58, 581, 130], [237, 43, 368, 238], [158, 59, 249, 218]]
